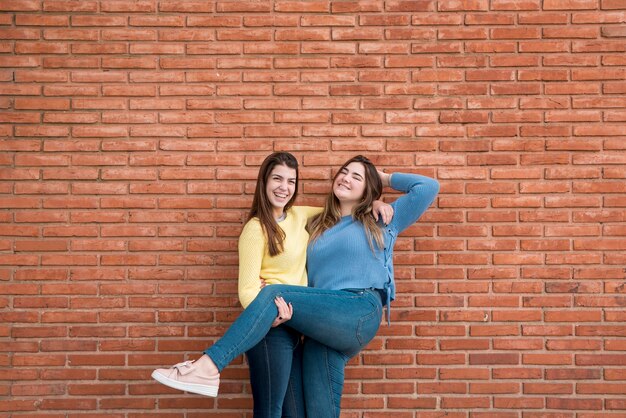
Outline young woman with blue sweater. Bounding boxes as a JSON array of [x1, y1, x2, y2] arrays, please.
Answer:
[[152, 155, 439, 418]]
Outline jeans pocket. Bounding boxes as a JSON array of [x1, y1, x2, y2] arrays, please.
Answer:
[[355, 302, 382, 349]]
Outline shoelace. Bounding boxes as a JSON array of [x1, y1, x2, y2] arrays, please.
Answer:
[[172, 360, 193, 370]]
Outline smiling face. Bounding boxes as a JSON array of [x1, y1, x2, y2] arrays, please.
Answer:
[[332, 161, 367, 211], [265, 163, 297, 219]]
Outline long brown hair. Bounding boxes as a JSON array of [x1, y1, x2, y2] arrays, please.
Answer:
[[247, 152, 299, 256], [308, 155, 384, 250]]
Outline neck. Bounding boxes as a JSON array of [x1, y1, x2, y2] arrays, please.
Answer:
[[339, 203, 354, 217], [273, 208, 285, 220]]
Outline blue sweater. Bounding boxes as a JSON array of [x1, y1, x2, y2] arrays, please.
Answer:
[[306, 173, 440, 320]]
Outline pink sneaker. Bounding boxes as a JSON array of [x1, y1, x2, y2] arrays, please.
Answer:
[[151, 360, 220, 397]]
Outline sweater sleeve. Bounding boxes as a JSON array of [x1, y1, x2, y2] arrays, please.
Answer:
[[237, 220, 265, 309], [388, 173, 440, 235], [299, 205, 323, 219]]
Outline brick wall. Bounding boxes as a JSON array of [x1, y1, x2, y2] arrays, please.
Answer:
[[1, 0, 625, 416]]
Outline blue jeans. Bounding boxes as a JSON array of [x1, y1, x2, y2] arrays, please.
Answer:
[[302, 337, 349, 418], [205, 285, 383, 418], [245, 325, 305, 418]]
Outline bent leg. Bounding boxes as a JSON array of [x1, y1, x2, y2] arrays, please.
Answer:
[[205, 285, 382, 370], [282, 286, 383, 356], [302, 338, 348, 418]]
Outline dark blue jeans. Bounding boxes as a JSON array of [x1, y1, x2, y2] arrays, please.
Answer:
[[301, 337, 350, 418], [205, 285, 383, 418], [245, 325, 304, 418]]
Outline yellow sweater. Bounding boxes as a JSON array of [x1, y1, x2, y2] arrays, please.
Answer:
[[238, 206, 322, 308]]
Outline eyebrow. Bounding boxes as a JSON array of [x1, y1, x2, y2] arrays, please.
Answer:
[[352, 172, 364, 180], [272, 174, 296, 181], [339, 165, 364, 180], [341, 167, 364, 180]]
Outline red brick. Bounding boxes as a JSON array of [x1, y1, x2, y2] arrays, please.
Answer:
[[470, 382, 520, 394], [0, 2, 624, 416], [544, 0, 598, 9], [546, 397, 602, 410]]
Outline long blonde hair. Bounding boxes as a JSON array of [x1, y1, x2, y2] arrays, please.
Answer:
[[308, 155, 384, 250]]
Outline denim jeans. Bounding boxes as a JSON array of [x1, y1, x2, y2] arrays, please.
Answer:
[[302, 337, 349, 418], [204, 285, 383, 417], [245, 325, 305, 418]]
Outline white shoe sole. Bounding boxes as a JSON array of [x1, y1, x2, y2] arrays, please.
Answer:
[[151, 370, 219, 397]]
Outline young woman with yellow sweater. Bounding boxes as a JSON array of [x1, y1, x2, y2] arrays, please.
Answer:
[[153, 154, 438, 418], [237, 152, 318, 418]]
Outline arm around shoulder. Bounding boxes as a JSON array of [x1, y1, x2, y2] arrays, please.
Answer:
[[295, 205, 323, 219]]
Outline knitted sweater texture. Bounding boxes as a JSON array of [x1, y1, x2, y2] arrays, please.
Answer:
[[237, 206, 321, 308], [306, 173, 439, 311]]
